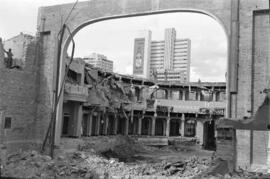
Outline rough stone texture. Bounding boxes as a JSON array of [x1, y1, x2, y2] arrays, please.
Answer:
[[3, 33, 35, 68], [236, 130, 250, 170], [195, 120, 203, 145], [237, 1, 268, 118], [216, 139, 234, 168], [252, 131, 269, 167], [252, 11, 270, 114], [0, 37, 40, 152]]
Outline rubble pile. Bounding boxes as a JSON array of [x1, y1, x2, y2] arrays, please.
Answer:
[[3, 136, 267, 179], [161, 156, 210, 177], [1, 150, 101, 179], [2, 151, 211, 179], [80, 135, 148, 162]]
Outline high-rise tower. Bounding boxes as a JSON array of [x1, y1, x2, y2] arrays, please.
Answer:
[[133, 28, 191, 82]]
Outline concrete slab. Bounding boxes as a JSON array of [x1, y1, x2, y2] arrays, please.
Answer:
[[137, 137, 168, 146]]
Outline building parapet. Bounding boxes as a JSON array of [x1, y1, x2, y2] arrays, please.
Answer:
[[155, 99, 226, 114], [64, 83, 88, 102]]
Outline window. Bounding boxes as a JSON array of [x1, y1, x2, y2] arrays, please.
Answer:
[[67, 69, 80, 84], [4, 117, 12, 129]]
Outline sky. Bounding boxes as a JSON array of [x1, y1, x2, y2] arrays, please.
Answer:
[[0, 0, 227, 82]]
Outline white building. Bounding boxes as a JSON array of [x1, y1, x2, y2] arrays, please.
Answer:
[[84, 53, 113, 72], [133, 30, 152, 79], [133, 28, 191, 82]]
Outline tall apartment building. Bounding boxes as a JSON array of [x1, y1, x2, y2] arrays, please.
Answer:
[[83, 53, 113, 72], [133, 28, 191, 82]]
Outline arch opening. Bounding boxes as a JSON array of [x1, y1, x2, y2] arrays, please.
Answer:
[[59, 9, 228, 150]]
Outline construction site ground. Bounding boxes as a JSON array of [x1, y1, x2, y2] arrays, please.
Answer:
[[1, 135, 270, 179]]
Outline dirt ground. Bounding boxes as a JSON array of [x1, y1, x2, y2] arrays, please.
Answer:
[[1, 136, 269, 179]]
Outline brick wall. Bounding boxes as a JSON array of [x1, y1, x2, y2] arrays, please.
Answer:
[[252, 131, 269, 166], [216, 127, 235, 170], [0, 37, 39, 152], [236, 130, 251, 170], [237, 1, 268, 118], [252, 11, 270, 114], [216, 139, 235, 170]]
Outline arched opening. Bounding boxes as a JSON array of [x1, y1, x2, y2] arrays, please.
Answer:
[[58, 10, 228, 150]]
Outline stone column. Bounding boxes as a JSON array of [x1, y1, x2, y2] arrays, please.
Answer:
[[181, 113, 185, 137], [163, 119, 167, 136], [138, 117, 142, 135], [213, 92, 217, 101], [133, 117, 137, 135], [113, 116, 118, 135], [196, 120, 204, 145], [183, 90, 186, 101], [151, 116, 156, 136], [197, 91, 201, 101], [147, 118, 151, 135], [104, 114, 109, 135], [130, 110, 134, 135], [87, 114, 93, 136], [74, 103, 83, 137], [96, 112, 101, 135], [166, 117, 170, 137], [124, 117, 129, 135]]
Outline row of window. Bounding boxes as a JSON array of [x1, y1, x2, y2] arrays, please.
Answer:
[[150, 55, 164, 58]]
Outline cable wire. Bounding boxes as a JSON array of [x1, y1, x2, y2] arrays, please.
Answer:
[[63, 0, 79, 25]]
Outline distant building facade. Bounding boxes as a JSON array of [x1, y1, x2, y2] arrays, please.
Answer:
[[133, 28, 191, 82], [84, 53, 113, 72]]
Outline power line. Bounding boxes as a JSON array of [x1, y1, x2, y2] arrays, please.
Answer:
[[63, 0, 79, 25]]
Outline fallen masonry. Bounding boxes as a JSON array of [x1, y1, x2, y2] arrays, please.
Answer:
[[2, 136, 270, 179]]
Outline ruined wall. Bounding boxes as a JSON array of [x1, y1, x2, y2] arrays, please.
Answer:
[[4, 33, 35, 68], [236, 1, 268, 117], [252, 131, 269, 169], [0, 36, 39, 152], [216, 128, 235, 170], [251, 10, 270, 115], [236, 130, 251, 169]]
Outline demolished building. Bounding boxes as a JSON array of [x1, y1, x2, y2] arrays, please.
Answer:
[[1, 0, 270, 173], [0, 35, 226, 154], [61, 57, 226, 149]]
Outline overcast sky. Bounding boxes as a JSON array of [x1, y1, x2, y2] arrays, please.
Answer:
[[0, 0, 227, 82]]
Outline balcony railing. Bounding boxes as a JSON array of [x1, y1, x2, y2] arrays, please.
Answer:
[[64, 83, 88, 102], [155, 99, 226, 114]]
